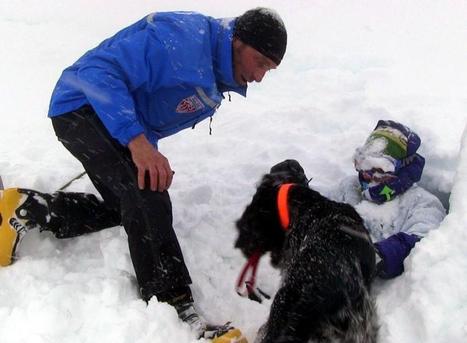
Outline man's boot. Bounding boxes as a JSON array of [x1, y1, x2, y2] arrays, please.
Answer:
[[0, 188, 51, 266], [164, 288, 247, 342]]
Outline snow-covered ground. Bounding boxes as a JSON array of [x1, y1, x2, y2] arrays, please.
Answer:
[[1, 1, 466, 342]]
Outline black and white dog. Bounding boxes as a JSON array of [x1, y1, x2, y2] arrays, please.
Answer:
[[235, 160, 378, 343]]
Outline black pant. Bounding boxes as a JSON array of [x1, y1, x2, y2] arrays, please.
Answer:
[[49, 106, 191, 301]]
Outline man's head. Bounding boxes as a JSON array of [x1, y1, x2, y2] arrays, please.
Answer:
[[353, 120, 425, 203], [232, 7, 287, 86]]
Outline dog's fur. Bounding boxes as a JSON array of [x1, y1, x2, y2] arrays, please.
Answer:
[[235, 160, 378, 343]]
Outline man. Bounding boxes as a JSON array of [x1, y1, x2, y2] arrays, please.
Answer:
[[329, 120, 446, 278], [0, 7, 287, 338]]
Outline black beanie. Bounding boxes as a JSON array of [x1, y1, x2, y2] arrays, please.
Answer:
[[234, 7, 287, 65]]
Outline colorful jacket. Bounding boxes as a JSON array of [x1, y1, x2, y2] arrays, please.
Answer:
[[48, 11, 246, 147]]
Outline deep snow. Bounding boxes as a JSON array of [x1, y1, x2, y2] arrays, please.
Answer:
[[1, 1, 466, 342]]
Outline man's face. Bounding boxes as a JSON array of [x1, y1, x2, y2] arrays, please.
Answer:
[[232, 38, 278, 86]]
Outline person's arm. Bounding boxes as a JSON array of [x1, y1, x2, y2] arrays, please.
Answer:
[[76, 30, 172, 191], [375, 188, 446, 278], [76, 29, 165, 146]]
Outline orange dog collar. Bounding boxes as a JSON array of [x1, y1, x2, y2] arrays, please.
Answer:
[[277, 183, 295, 230]]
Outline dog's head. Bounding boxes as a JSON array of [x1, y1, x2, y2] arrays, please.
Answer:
[[235, 159, 309, 267]]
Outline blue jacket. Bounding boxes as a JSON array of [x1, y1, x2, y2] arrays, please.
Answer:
[[48, 11, 247, 146]]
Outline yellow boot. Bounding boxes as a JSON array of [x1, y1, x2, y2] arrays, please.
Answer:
[[212, 328, 248, 343], [0, 188, 30, 266]]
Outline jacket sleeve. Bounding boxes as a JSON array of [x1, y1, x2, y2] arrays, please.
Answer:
[[375, 188, 446, 278], [399, 188, 446, 237], [76, 30, 164, 146]]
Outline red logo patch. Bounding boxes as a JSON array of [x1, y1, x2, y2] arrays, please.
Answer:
[[176, 95, 205, 113]]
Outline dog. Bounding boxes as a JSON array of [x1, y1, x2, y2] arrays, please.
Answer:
[[235, 160, 378, 343]]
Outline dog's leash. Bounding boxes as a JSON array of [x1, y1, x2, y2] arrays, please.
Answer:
[[236, 183, 296, 301], [235, 250, 262, 297]]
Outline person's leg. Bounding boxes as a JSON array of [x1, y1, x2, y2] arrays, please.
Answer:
[[51, 106, 192, 300], [15, 188, 120, 238], [1, 174, 120, 265], [2, 107, 239, 339]]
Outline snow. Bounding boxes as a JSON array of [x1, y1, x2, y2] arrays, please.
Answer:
[[354, 137, 398, 173], [255, 7, 284, 26], [0, 1, 466, 342]]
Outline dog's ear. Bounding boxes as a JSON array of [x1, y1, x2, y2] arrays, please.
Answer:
[[235, 213, 266, 258], [234, 185, 285, 259], [269, 159, 309, 186]]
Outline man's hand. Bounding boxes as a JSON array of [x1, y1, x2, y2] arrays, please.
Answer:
[[128, 134, 173, 192]]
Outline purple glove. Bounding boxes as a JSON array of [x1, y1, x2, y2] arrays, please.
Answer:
[[374, 232, 421, 278]]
